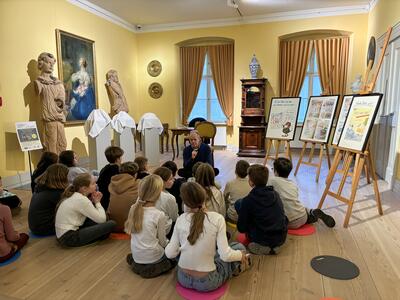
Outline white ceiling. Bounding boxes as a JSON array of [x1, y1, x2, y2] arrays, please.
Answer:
[[73, 0, 373, 32]]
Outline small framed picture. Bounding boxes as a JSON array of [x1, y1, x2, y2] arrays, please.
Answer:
[[56, 29, 98, 124], [266, 97, 301, 140], [338, 94, 383, 152], [332, 95, 354, 146], [300, 95, 339, 143]]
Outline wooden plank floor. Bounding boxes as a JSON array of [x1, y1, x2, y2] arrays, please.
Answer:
[[1, 149, 400, 300]]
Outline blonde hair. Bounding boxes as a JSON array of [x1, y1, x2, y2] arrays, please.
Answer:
[[124, 174, 163, 234], [57, 173, 92, 211]]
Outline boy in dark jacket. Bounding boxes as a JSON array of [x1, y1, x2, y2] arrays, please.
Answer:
[[235, 164, 288, 255], [97, 146, 124, 210]]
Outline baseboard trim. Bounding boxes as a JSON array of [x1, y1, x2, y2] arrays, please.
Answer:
[[2, 172, 31, 189]]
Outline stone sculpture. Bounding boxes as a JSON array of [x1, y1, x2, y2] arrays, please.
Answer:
[[105, 70, 129, 117]]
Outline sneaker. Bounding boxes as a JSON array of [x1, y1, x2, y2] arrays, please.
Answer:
[[248, 242, 272, 255], [233, 253, 252, 276], [311, 209, 336, 228]]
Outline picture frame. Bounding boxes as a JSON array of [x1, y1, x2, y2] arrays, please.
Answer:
[[56, 29, 98, 125], [332, 95, 354, 146], [300, 95, 339, 143], [266, 97, 301, 140], [338, 94, 383, 152]]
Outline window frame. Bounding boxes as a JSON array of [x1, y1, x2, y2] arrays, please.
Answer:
[[298, 49, 321, 125], [188, 53, 227, 124]]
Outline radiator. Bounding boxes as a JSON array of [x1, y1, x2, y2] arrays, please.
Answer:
[[214, 125, 227, 146]]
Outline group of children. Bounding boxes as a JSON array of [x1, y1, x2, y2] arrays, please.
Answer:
[[0, 145, 335, 292]]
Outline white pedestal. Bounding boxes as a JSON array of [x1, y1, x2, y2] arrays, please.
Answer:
[[142, 128, 160, 166], [114, 128, 135, 161], [88, 124, 111, 170]]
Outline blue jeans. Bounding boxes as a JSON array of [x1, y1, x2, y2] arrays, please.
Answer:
[[177, 242, 245, 292]]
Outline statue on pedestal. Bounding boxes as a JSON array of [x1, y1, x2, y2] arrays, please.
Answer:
[[105, 70, 129, 117], [34, 52, 67, 154]]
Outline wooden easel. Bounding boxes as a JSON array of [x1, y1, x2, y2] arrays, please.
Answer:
[[294, 141, 331, 182], [263, 139, 292, 165], [318, 145, 382, 227]]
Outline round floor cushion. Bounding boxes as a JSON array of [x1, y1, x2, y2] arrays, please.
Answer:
[[311, 255, 360, 280]]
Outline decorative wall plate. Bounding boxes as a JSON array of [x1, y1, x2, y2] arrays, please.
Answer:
[[147, 60, 162, 77], [148, 82, 163, 99]]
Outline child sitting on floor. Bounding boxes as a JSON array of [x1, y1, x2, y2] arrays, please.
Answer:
[[134, 156, 150, 180], [195, 163, 225, 217], [29, 164, 69, 236], [125, 175, 177, 278], [55, 173, 116, 247], [162, 161, 186, 214], [224, 160, 252, 223], [59, 150, 98, 184], [97, 146, 124, 210], [0, 203, 29, 263], [165, 182, 251, 292], [268, 158, 335, 229], [235, 164, 288, 255], [108, 162, 140, 233], [0, 176, 22, 210], [152, 167, 179, 237]]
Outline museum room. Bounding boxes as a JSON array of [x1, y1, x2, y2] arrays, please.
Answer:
[[0, 0, 400, 299]]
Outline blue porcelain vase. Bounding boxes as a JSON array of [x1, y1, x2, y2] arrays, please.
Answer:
[[249, 54, 260, 79]]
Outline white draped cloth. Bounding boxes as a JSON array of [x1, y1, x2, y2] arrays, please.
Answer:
[[111, 111, 136, 134], [84, 109, 111, 138], [137, 112, 163, 135]]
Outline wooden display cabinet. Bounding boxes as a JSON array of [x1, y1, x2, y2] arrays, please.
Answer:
[[237, 78, 267, 157]]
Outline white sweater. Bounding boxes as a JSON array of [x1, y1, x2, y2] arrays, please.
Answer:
[[155, 191, 178, 234], [55, 192, 107, 238], [165, 211, 242, 272], [130, 207, 168, 264]]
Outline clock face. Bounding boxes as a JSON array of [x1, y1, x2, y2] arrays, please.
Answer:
[[147, 60, 162, 77]]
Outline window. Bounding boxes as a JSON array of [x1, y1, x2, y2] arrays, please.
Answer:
[[188, 54, 227, 123], [298, 49, 322, 123]]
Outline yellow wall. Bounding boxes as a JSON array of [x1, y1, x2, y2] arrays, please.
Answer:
[[368, 0, 400, 179], [0, 0, 137, 178], [135, 14, 368, 145]]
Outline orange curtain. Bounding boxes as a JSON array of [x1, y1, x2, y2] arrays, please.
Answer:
[[279, 39, 314, 97], [314, 36, 349, 96], [180, 46, 207, 125], [208, 44, 234, 126]]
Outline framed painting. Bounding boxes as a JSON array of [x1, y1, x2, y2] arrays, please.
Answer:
[[338, 94, 383, 152], [300, 95, 339, 143], [56, 29, 97, 124], [266, 97, 301, 140], [332, 95, 354, 146]]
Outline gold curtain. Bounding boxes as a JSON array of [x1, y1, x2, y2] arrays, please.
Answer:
[[180, 46, 207, 125], [314, 36, 349, 98], [208, 44, 234, 126], [279, 39, 314, 97]]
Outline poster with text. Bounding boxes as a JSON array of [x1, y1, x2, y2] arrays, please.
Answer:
[[15, 122, 43, 152], [300, 95, 339, 143], [338, 94, 383, 152], [266, 97, 301, 140], [332, 95, 354, 145]]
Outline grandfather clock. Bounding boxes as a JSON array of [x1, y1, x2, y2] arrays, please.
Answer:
[[237, 78, 267, 157]]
